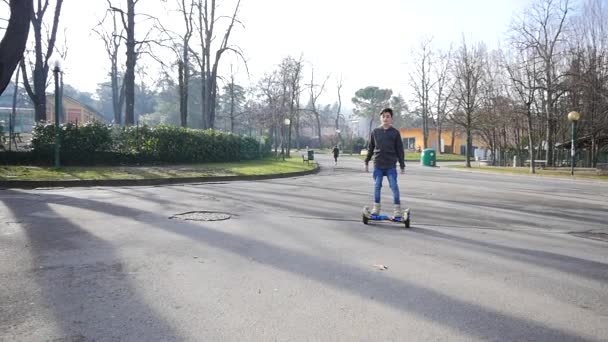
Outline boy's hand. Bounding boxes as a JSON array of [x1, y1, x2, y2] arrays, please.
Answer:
[[365, 164, 369, 173], [400, 168, 406, 174]]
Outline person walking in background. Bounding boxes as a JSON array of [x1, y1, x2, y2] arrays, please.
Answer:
[[332, 145, 340, 165]]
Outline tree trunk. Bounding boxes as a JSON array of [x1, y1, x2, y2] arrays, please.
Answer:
[[422, 107, 429, 149], [178, 60, 186, 127], [32, 13, 47, 123], [21, 0, 63, 122], [436, 123, 442, 154], [0, 0, 32, 95], [335, 80, 342, 147], [9, 65, 20, 151], [466, 112, 472, 168], [591, 136, 597, 168], [111, 56, 122, 124], [544, 69, 555, 167], [124, 0, 137, 125], [181, 31, 190, 127], [450, 120, 456, 153], [527, 106, 535, 174], [544, 110, 553, 166], [229, 83, 235, 133], [209, 75, 218, 128], [295, 116, 300, 149]]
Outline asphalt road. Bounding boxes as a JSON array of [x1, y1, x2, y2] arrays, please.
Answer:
[[1, 154, 607, 341]]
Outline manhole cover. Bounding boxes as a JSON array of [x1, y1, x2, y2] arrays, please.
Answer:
[[170, 211, 231, 221]]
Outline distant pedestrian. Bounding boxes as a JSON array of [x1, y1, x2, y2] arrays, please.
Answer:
[[332, 146, 340, 165]]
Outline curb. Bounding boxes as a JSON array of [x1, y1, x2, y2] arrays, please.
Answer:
[[0, 164, 321, 189], [444, 166, 608, 184]]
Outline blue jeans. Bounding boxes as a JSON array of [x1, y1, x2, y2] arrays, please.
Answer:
[[373, 167, 400, 205]]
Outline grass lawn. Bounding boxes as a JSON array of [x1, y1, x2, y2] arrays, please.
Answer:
[[448, 165, 608, 181], [0, 157, 316, 181]]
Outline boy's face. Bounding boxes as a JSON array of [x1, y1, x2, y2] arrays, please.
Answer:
[[380, 112, 393, 127]]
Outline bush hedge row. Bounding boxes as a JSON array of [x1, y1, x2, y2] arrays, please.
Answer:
[[1, 122, 271, 166]]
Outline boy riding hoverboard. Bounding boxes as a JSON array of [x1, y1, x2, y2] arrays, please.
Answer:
[[362, 108, 410, 227]]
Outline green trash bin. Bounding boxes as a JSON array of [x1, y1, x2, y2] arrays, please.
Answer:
[[420, 148, 436, 167], [307, 149, 314, 161]]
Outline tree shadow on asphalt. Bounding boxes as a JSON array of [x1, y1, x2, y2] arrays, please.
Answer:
[[408, 227, 608, 283], [1, 193, 182, 341], [442, 198, 608, 227], [157, 184, 608, 283], [100, 183, 608, 284], [214, 185, 520, 230], [4, 190, 594, 342]]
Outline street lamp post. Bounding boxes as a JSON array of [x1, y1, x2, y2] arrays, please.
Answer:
[[53, 60, 62, 168], [567, 111, 581, 176]]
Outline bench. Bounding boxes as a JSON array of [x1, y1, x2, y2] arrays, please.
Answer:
[[0, 133, 22, 150], [525, 160, 547, 168], [302, 153, 309, 164], [597, 163, 608, 175]]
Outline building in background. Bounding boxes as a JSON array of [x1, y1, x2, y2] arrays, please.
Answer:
[[399, 127, 485, 155], [46, 95, 107, 124]]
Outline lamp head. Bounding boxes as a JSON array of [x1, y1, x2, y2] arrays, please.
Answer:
[[567, 111, 581, 121], [52, 59, 63, 72]]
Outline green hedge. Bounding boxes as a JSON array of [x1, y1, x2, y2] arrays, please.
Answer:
[[7, 122, 271, 166]]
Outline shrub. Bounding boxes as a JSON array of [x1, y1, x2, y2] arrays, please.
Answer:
[[24, 122, 271, 165]]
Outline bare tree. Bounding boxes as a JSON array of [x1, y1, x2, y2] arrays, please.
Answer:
[[307, 67, 330, 147], [257, 71, 281, 153], [107, 0, 140, 125], [123, 0, 138, 125], [9, 61, 20, 150], [430, 47, 454, 154], [20, 0, 64, 122], [0, 0, 32, 95], [155, 0, 197, 127], [477, 50, 515, 166], [452, 37, 486, 167], [94, 3, 125, 124], [193, 0, 244, 129], [568, 0, 608, 167], [335, 75, 343, 145], [409, 37, 435, 149], [286, 55, 304, 156], [511, 0, 571, 166], [504, 45, 541, 173], [217, 65, 246, 133], [152, 0, 196, 127], [108, 0, 159, 125]]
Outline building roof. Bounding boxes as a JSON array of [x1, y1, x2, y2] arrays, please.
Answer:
[[46, 94, 108, 123]]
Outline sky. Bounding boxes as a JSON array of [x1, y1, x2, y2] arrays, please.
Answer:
[[8, 0, 535, 109]]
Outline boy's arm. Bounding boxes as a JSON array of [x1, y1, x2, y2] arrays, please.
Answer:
[[364, 130, 375, 165], [396, 130, 405, 170]]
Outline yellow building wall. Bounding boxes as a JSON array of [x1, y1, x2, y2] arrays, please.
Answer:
[[399, 128, 480, 154], [46, 96, 106, 124]]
